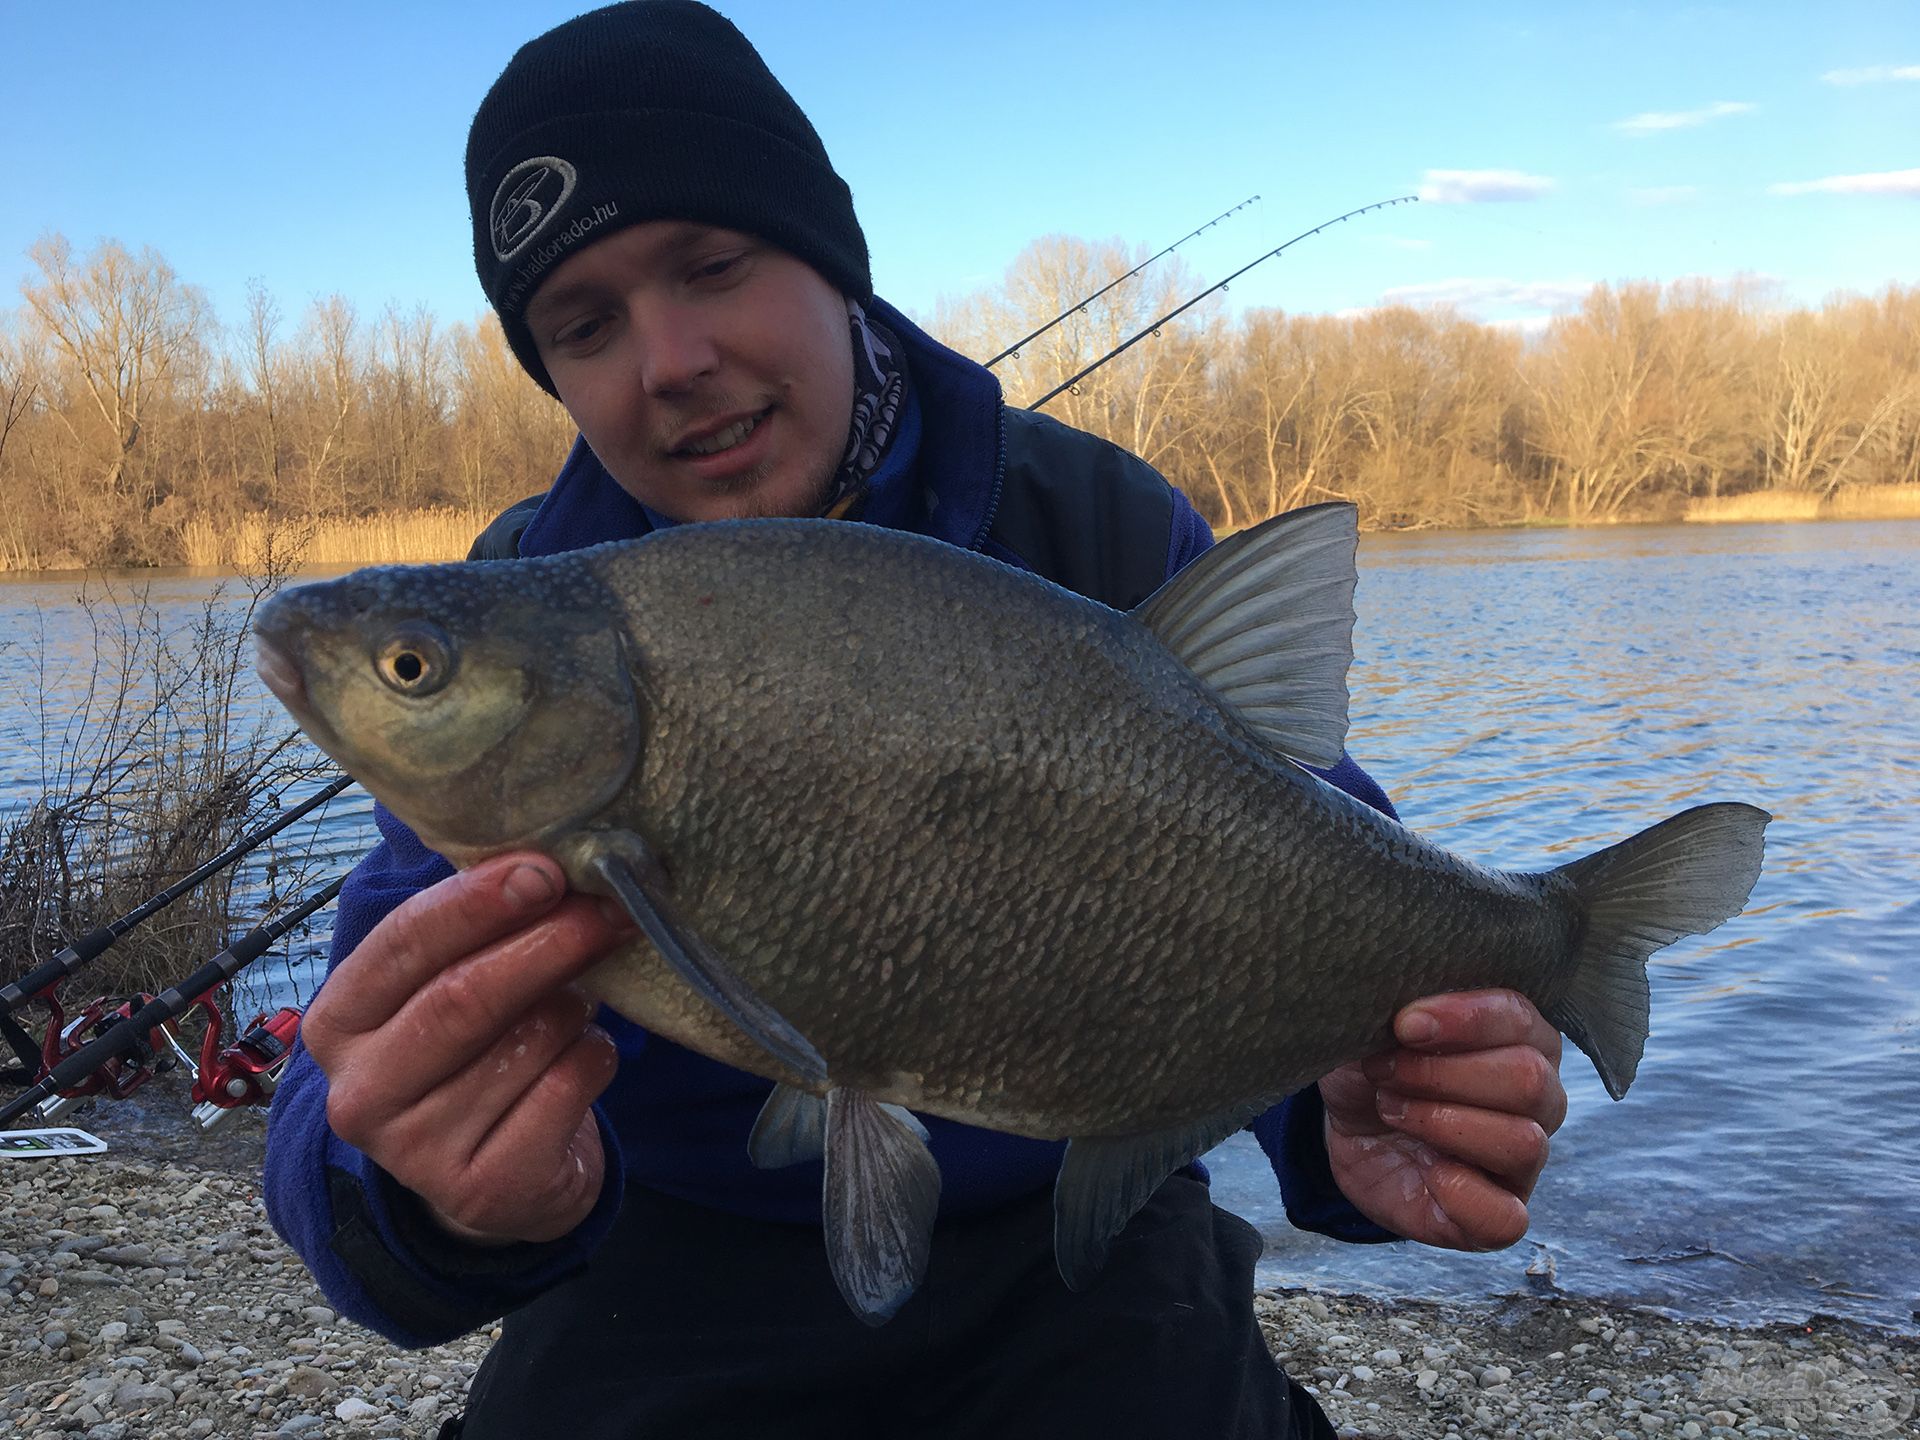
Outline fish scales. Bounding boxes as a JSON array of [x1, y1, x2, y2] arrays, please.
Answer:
[[562, 522, 1562, 1135], [255, 504, 1767, 1323]]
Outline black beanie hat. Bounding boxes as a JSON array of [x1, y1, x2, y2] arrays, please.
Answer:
[[466, 0, 872, 394]]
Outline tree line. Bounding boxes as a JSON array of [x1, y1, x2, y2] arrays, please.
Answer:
[[1, 231, 1914, 567]]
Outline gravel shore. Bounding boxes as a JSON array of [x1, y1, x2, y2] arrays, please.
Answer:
[[2, 1119, 1912, 1440]]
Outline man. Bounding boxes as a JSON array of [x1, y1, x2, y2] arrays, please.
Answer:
[[264, 5, 1569, 1436]]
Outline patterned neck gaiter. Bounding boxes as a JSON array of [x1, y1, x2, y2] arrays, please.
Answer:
[[819, 299, 910, 520]]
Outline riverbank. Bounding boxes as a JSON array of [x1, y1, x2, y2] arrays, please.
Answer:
[[1, 1106, 1912, 1439], [6, 492, 1919, 573]]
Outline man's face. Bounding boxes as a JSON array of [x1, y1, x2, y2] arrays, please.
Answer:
[[525, 220, 856, 521]]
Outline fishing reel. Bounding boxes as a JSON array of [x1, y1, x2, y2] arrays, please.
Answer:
[[36, 994, 181, 1121], [190, 1002, 302, 1129], [0, 868, 346, 1134]]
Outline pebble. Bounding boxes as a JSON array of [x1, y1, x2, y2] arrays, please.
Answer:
[[286, 1363, 335, 1398], [111, 1380, 174, 1410], [0, 1138, 1915, 1440]]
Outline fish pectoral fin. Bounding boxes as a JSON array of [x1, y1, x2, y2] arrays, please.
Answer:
[[824, 1087, 941, 1327], [1133, 502, 1357, 769], [1054, 1101, 1268, 1292], [749, 1083, 827, 1168], [582, 833, 828, 1088]]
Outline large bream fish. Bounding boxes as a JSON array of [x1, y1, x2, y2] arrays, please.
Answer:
[[254, 504, 1768, 1324]]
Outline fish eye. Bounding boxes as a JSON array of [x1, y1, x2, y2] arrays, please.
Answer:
[[375, 623, 455, 697]]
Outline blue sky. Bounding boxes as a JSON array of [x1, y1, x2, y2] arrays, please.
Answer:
[[3, 1, 1915, 343]]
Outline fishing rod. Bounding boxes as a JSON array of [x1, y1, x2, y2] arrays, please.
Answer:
[[1024, 194, 1419, 412], [0, 874, 345, 1127], [985, 194, 1261, 368], [0, 773, 355, 1032]]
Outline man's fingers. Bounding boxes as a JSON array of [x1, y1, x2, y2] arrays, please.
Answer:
[[474, 1024, 621, 1182], [449, 1030, 621, 1241], [1393, 989, 1563, 1063], [1423, 1157, 1531, 1251], [389, 898, 621, 1056], [1362, 1044, 1567, 1132], [1374, 1091, 1551, 1198], [324, 897, 627, 1132], [347, 986, 600, 1164], [307, 855, 568, 1040]]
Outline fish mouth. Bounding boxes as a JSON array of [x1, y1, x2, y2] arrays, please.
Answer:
[[253, 633, 307, 710]]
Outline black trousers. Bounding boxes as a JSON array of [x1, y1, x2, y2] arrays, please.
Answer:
[[444, 1173, 1336, 1440]]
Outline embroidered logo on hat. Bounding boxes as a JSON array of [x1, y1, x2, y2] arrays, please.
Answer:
[[489, 157, 578, 262]]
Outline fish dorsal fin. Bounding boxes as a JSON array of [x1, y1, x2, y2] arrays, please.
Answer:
[[1134, 502, 1358, 769]]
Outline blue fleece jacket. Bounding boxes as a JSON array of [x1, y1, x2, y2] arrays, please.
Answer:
[[263, 299, 1398, 1347]]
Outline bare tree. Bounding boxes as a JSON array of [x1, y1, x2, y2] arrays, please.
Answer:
[[19, 234, 211, 509], [366, 303, 448, 507], [448, 313, 575, 513], [0, 322, 40, 476], [1524, 284, 1682, 522], [6, 232, 1917, 563], [1756, 308, 1913, 497], [287, 294, 362, 513], [241, 278, 285, 505]]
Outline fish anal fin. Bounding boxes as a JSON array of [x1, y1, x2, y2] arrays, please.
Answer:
[[1054, 1101, 1267, 1291], [824, 1087, 941, 1326]]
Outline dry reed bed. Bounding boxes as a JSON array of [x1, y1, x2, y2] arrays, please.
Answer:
[[1685, 485, 1920, 523], [178, 509, 494, 569]]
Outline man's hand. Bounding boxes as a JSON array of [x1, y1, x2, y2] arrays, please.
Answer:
[[1318, 989, 1567, 1251], [300, 853, 630, 1247]]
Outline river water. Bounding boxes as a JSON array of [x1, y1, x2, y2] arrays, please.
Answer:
[[2, 520, 1915, 1335]]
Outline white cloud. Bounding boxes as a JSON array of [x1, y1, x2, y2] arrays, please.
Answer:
[[1627, 185, 1700, 206], [1377, 277, 1593, 316], [1611, 100, 1755, 135], [1820, 64, 1920, 85], [1488, 314, 1559, 337], [1416, 169, 1556, 203], [1769, 168, 1920, 197]]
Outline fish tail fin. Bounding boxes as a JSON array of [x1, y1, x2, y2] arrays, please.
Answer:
[[1545, 803, 1769, 1100]]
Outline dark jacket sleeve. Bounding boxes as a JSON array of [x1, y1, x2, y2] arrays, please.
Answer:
[[262, 804, 627, 1346]]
